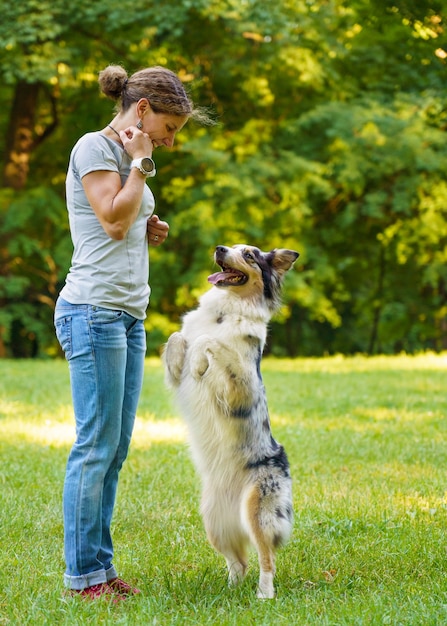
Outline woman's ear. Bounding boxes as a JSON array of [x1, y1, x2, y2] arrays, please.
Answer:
[[136, 98, 151, 118]]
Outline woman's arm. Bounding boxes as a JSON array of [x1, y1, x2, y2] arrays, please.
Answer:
[[82, 168, 148, 240], [82, 124, 154, 240]]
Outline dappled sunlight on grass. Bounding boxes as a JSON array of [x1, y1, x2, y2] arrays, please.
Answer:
[[0, 361, 187, 447], [297, 407, 444, 434], [398, 491, 447, 517], [375, 460, 447, 484], [132, 416, 186, 448], [0, 398, 76, 446], [0, 397, 73, 422], [271, 405, 444, 435], [1, 419, 75, 446], [0, 414, 187, 448], [351, 406, 436, 423], [263, 352, 447, 373]]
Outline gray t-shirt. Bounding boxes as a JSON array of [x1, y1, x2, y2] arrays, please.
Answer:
[[60, 132, 155, 319]]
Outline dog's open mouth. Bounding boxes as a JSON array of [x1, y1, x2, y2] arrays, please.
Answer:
[[208, 263, 248, 287]]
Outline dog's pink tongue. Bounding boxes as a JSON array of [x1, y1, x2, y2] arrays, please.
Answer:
[[208, 271, 227, 284]]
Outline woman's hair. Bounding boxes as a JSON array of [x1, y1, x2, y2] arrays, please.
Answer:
[[98, 65, 213, 124]]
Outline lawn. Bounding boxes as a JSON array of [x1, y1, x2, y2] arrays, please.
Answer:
[[1, 353, 447, 625]]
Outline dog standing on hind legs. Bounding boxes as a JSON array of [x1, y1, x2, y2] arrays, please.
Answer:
[[163, 244, 299, 598]]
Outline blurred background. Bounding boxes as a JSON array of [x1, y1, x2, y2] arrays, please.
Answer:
[[0, 0, 445, 358]]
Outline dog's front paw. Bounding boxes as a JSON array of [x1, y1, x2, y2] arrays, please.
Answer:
[[189, 336, 216, 379], [189, 348, 211, 379], [163, 332, 187, 387]]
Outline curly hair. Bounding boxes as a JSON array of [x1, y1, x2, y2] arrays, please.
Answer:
[[98, 65, 213, 124]]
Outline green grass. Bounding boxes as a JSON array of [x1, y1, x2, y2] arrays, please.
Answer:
[[1, 354, 447, 625]]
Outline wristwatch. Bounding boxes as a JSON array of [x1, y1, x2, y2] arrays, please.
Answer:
[[130, 157, 156, 178]]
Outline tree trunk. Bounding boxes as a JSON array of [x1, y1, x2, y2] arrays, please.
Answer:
[[368, 245, 386, 355], [2, 81, 41, 190]]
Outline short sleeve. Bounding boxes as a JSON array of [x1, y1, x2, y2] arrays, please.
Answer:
[[72, 133, 121, 179]]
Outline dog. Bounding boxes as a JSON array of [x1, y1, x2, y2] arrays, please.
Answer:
[[163, 244, 299, 598]]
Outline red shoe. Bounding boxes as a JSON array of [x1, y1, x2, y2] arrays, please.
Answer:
[[108, 577, 141, 595], [67, 582, 125, 602]]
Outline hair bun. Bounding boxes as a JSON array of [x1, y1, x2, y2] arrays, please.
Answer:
[[98, 65, 128, 100]]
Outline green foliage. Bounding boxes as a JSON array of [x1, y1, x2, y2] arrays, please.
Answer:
[[0, 187, 69, 356], [279, 94, 447, 353], [0, 0, 446, 356]]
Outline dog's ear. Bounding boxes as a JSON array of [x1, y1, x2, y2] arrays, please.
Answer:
[[270, 249, 299, 274]]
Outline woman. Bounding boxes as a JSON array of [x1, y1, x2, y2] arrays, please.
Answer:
[[55, 64, 206, 601]]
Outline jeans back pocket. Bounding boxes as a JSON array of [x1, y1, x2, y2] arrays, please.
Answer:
[[55, 316, 73, 360]]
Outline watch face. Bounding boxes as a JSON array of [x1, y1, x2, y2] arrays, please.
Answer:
[[141, 157, 154, 173]]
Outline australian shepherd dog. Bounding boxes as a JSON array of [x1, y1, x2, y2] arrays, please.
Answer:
[[163, 244, 299, 598]]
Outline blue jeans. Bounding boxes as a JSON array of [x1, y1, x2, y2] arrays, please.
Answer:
[[54, 297, 146, 590]]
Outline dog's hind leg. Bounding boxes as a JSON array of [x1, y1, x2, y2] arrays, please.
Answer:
[[242, 484, 277, 599], [225, 555, 248, 587], [206, 530, 248, 587], [201, 498, 248, 587]]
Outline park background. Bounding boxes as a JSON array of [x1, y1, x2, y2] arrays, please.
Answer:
[[0, 0, 446, 359], [1, 3, 447, 624]]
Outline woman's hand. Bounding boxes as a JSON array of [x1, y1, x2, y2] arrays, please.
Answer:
[[120, 126, 154, 159], [148, 214, 169, 246]]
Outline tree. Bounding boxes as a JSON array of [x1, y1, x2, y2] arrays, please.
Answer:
[[0, 0, 174, 355], [0, 0, 445, 356]]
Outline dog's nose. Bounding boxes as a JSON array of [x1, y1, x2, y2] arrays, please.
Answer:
[[215, 246, 228, 255]]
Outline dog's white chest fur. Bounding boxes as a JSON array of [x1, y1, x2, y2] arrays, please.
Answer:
[[175, 289, 270, 477]]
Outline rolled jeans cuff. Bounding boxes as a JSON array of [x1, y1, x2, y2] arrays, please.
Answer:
[[64, 569, 107, 590], [105, 564, 119, 581]]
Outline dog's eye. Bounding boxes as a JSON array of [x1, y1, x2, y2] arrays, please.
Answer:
[[243, 251, 255, 261]]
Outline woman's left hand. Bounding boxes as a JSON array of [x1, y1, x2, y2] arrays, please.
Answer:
[[148, 214, 169, 246]]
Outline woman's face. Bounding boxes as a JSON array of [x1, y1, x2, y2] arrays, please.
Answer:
[[142, 107, 189, 149]]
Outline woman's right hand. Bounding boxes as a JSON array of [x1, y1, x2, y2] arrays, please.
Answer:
[[120, 126, 154, 159]]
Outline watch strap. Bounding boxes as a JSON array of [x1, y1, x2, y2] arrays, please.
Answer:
[[131, 157, 156, 178]]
